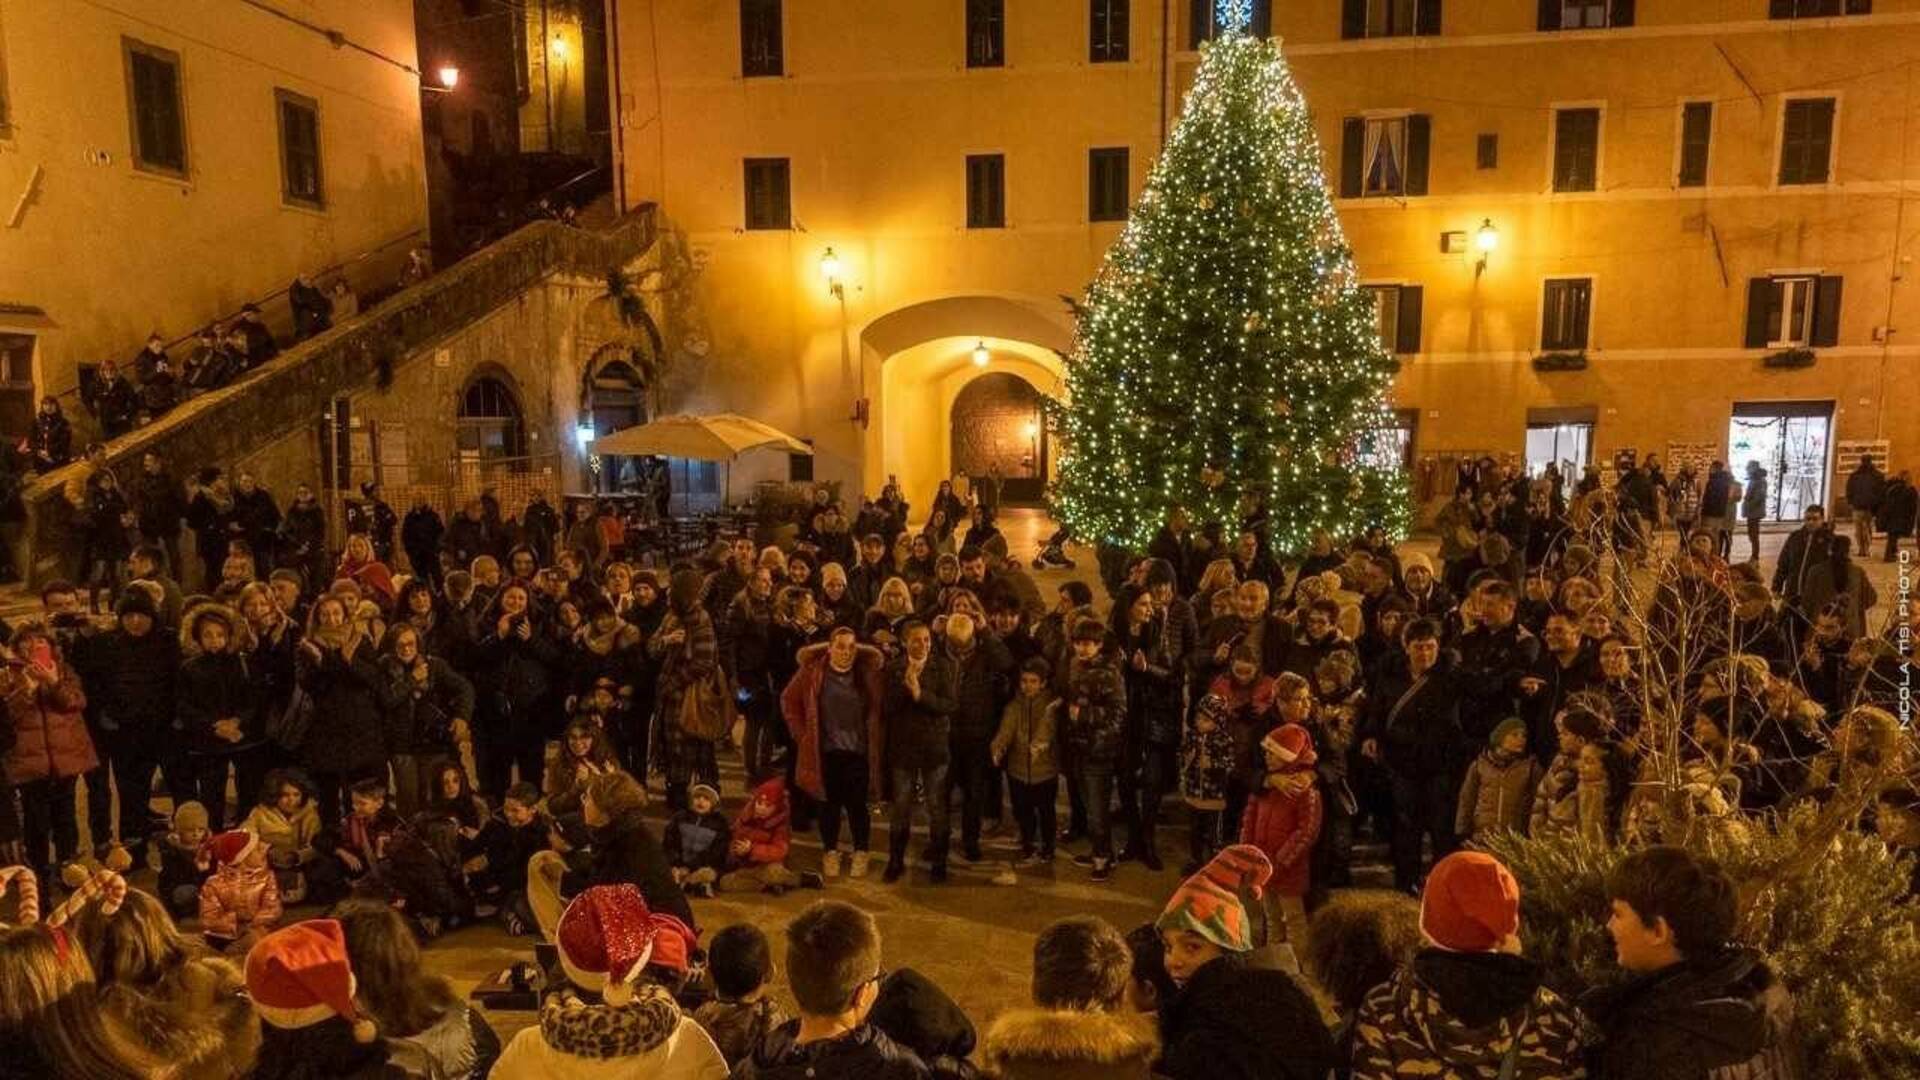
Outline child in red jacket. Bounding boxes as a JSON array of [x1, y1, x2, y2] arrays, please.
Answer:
[[718, 778, 823, 895], [1239, 724, 1320, 952]]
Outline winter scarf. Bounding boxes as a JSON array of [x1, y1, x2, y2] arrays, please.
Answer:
[[535, 984, 680, 1060]]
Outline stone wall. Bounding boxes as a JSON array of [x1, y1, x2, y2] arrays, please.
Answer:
[[19, 211, 661, 585], [949, 372, 1043, 482]]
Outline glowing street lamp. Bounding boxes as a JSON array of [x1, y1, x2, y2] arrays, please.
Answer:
[[1475, 218, 1498, 275], [972, 340, 991, 367], [820, 247, 844, 299], [436, 65, 460, 90]]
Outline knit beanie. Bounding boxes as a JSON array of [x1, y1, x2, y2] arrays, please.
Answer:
[[1488, 717, 1528, 752], [1261, 724, 1318, 771], [115, 587, 159, 621], [209, 829, 259, 869], [1419, 851, 1521, 952], [688, 783, 720, 808], [173, 801, 211, 836], [1143, 558, 1178, 590], [1401, 552, 1434, 577], [246, 920, 377, 1041], [1155, 844, 1274, 954]]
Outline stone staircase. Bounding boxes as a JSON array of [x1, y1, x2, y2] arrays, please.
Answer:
[[13, 206, 660, 587]]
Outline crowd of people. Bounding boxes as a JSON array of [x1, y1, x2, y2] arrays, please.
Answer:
[[0, 451, 1915, 1078]]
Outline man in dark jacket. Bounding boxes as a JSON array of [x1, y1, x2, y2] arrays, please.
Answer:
[[1876, 467, 1917, 561], [130, 451, 187, 578], [1844, 455, 1885, 555], [229, 470, 281, 570], [1147, 506, 1199, 596], [401, 495, 446, 588], [846, 533, 892, 614], [1361, 618, 1465, 893], [1770, 504, 1830, 617], [84, 360, 139, 438], [1740, 461, 1770, 562], [234, 303, 279, 368], [75, 589, 180, 849], [940, 612, 1012, 865], [1454, 580, 1541, 746], [1519, 608, 1598, 767], [882, 620, 959, 883], [735, 900, 930, 1079], [1585, 845, 1802, 1080]]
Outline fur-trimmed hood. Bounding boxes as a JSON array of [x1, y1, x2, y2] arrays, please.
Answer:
[[100, 953, 262, 1080], [978, 1007, 1157, 1080], [179, 601, 258, 656]]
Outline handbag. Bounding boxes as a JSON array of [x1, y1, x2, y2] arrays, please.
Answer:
[[676, 667, 735, 743], [268, 680, 314, 752]]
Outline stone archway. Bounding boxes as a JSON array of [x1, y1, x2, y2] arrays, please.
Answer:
[[949, 371, 1048, 505], [857, 295, 1072, 504]]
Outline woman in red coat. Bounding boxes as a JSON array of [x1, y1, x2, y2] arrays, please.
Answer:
[[2, 623, 99, 876], [779, 629, 887, 878], [333, 532, 395, 610]]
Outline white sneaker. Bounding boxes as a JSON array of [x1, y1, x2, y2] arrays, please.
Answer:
[[822, 850, 842, 878], [849, 851, 870, 879]]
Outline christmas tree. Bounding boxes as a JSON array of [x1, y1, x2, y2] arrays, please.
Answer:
[[1052, 2, 1409, 554]]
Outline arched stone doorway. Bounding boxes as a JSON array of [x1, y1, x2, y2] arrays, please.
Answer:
[[949, 371, 1048, 506], [582, 349, 650, 492], [857, 295, 1072, 505]]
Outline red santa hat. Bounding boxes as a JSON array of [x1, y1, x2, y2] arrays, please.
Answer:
[[245, 919, 376, 1042], [208, 829, 259, 869], [556, 884, 698, 1003], [1261, 724, 1318, 770]]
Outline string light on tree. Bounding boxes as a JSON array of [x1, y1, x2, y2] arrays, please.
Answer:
[[1047, 10, 1410, 554]]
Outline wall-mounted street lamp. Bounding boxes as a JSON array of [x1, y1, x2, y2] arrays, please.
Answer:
[[972, 340, 991, 367], [421, 64, 459, 95], [820, 247, 844, 299], [1475, 218, 1498, 275]]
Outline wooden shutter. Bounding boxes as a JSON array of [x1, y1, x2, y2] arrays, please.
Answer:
[[1744, 279, 1773, 348], [1190, 0, 1211, 45], [1342, 0, 1367, 38], [1571, 284, 1591, 349], [1340, 118, 1365, 198], [1845, 0, 1872, 13], [1610, 0, 1634, 25], [1416, 0, 1442, 36], [1251, 0, 1273, 37], [1812, 276, 1844, 347], [1395, 287, 1424, 355], [1769, 0, 1796, 17], [1404, 115, 1431, 196], [1539, 0, 1559, 30]]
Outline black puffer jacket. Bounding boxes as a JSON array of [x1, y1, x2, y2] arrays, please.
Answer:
[[177, 650, 266, 755], [884, 652, 959, 770], [944, 635, 1012, 743], [75, 626, 179, 742], [1063, 650, 1128, 768], [734, 1020, 930, 1079], [1158, 956, 1335, 1080], [295, 639, 387, 773], [1582, 945, 1802, 1080], [869, 968, 981, 1080]]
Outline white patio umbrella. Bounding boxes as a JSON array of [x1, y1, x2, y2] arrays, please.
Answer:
[[590, 413, 812, 509]]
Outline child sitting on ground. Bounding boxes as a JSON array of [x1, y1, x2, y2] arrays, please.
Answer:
[[1455, 717, 1541, 846], [1180, 692, 1236, 876], [1240, 724, 1321, 950], [474, 781, 548, 934], [721, 777, 823, 896], [157, 800, 214, 918], [244, 768, 330, 904], [665, 782, 731, 898], [324, 777, 404, 889], [693, 922, 791, 1069], [200, 828, 283, 954]]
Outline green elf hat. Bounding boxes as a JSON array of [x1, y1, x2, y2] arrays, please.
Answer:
[[1155, 844, 1274, 953]]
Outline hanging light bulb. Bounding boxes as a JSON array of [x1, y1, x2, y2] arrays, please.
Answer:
[[972, 340, 991, 367]]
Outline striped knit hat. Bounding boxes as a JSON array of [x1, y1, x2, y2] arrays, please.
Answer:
[[1155, 845, 1273, 953]]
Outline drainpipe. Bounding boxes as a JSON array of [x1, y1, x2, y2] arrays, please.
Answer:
[[1159, 0, 1171, 147], [606, 0, 628, 213]]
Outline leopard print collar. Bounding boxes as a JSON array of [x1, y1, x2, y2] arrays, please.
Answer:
[[538, 985, 680, 1060]]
